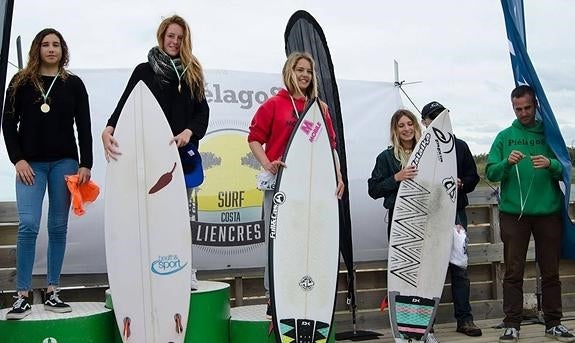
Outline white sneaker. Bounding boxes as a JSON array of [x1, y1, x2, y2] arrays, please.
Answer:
[[190, 269, 199, 290], [546, 324, 575, 342], [499, 327, 520, 342], [425, 332, 440, 343]]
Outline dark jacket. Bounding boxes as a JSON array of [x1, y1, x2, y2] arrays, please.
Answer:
[[368, 147, 401, 210], [455, 137, 480, 211]]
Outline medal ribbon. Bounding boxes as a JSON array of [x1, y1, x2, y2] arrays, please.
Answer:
[[169, 59, 189, 92], [40, 71, 60, 105]]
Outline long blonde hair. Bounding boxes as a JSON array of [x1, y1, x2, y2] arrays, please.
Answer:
[[389, 109, 421, 167], [156, 15, 205, 100], [282, 52, 318, 99]]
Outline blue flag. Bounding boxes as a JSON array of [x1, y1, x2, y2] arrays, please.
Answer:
[[501, 0, 575, 258]]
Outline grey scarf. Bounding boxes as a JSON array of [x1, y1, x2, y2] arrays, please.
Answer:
[[147, 46, 185, 85]]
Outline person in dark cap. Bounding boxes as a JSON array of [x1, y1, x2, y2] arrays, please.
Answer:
[[421, 101, 482, 337]]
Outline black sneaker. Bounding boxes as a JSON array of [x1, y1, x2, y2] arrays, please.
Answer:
[[499, 327, 519, 342], [545, 325, 575, 342], [6, 294, 32, 320], [44, 290, 72, 313]]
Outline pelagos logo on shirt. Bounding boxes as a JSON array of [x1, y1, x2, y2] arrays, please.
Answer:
[[507, 137, 545, 147], [151, 254, 188, 275]]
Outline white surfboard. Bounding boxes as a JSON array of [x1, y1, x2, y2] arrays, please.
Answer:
[[387, 110, 457, 342], [270, 99, 339, 343], [104, 81, 192, 342]]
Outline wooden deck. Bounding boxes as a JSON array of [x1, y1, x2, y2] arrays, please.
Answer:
[[3, 187, 575, 335], [336, 313, 575, 342]]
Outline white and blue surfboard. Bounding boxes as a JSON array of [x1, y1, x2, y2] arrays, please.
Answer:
[[104, 81, 192, 342]]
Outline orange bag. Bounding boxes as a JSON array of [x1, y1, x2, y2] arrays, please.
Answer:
[[65, 174, 100, 216]]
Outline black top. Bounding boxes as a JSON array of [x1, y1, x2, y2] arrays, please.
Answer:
[[455, 137, 480, 210], [2, 74, 93, 168], [106, 63, 209, 173], [367, 147, 401, 210]]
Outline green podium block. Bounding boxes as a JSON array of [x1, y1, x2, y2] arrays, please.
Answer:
[[106, 280, 230, 342], [0, 302, 116, 343]]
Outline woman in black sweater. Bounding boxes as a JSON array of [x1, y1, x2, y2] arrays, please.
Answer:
[[2, 28, 93, 319], [101, 15, 209, 289], [102, 15, 209, 163]]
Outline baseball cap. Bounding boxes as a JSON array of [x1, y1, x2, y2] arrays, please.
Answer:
[[179, 142, 204, 188], [421, 101, 446, 120]]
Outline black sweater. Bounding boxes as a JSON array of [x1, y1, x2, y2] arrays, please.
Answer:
[[2, 74, 93, 168], [106, 63, 209, 161]]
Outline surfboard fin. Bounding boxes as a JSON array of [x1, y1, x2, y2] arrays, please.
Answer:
[[174, 313, 184, 334], [380, 296, 389, 311], [122, 317, 131, 340]]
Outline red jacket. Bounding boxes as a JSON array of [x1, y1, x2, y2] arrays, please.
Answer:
[[247, 88, 337, 162]]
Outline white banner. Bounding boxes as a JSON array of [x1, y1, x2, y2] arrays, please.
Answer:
[[4, 68, 402, 273]]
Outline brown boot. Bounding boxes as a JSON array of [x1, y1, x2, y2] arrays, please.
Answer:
[[456, 321, 482, 336]]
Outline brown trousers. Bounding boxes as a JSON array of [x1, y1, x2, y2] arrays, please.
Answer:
[[500, 212, 563, 329]]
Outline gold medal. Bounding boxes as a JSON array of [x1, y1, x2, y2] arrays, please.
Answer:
[[40, 103, 50, 113], [40, 71, 60, 114], [178, 83, 181, 93]]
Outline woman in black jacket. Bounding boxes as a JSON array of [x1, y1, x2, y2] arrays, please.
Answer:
[[367, 109, 421, 237]]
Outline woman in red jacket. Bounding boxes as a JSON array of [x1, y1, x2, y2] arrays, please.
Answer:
[[247, 51, 345, 316]]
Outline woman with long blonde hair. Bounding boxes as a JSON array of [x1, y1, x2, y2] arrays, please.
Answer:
[[102, 14, 208, 157], [368, 109, 422, 237], [247, 51, 345, 316], [101, 14, 209, 289]]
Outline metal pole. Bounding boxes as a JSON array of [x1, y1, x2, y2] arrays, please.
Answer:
[[16, 35, 22, 69]]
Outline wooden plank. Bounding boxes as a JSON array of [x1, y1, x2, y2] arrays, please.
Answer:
[[234, 276, 244, 306], [0, 268, 17, 290], [0, 223, 18, 245], [31, 273, 109, 289], [333, 313, 575, 343], [0, 245, 16, 268], [466, 264, 494, 282], [0, 202, 18, 223], [467, 188, 500, 205], [467, 242, 534, 264], [466, 225, 491, 244], [489, 204, 504, 302], [334, 295, 575, 333], [466, 206, 490, 226]]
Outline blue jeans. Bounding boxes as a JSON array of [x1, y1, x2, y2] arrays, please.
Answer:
[[15, 159, 78, 291], [451, 209, 474, 325]]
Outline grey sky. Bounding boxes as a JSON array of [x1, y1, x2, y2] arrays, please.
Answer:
[[3, 0, 575, 155]]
